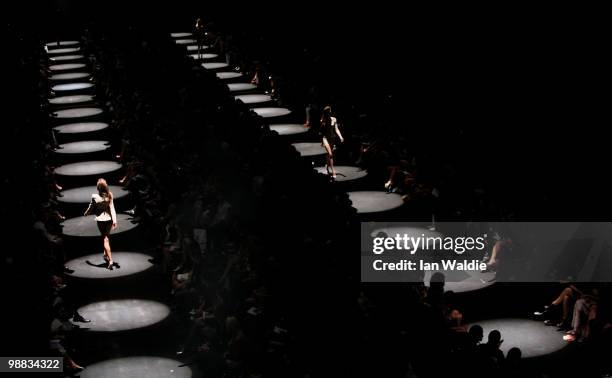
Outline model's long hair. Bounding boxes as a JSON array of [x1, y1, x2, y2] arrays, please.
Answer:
[[320, 105, 332, 127], [97, 178, 113, 200]]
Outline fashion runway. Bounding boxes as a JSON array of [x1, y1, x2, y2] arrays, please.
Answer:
[[71, 299, 170, 332], [65, 252, 153, 279], [61, 214, 137, 237]]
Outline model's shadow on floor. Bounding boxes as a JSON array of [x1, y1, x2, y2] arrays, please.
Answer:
[[86, 260, 121, 269]]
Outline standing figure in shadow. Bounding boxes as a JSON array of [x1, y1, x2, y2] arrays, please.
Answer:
[[84, 178, 117, 269], [195, 17, 206, 59]]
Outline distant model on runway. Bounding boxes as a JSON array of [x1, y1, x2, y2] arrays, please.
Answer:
[[84, 178, 117, 269], [195, 17, 206, 59], [320, 105, 344, 179]]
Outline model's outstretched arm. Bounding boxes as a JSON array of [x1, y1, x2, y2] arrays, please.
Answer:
[[334, 121, 344, 143], [84, 198, 94, 216], [110, 197, 117, 227]]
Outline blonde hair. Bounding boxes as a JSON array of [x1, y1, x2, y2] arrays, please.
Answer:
[[96, 178, 112, 199]]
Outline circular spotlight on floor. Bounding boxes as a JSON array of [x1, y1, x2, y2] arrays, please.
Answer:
[[315, 166, 367, 182], [61, 214, 137, 237], [269, 123, 308, 136], [469, 318, 567, 358], [81, 356, 192, 378], [59, 185, 127, 204], [201, 62, 228, 70], [292, 142, 326, 157], [252, 107, 291, 118], [52, 82, 94, 92], [188, 53, 218, 60], [49, 95, 94, 105], [234, 94, 272, 104], [170, 32, 192, 38], [49, 54, 84, 62], [71, 299, 170, 332], [54, 122, 109, 134], [54, 160, 122, 177], [65, 252, 153, 279], [53, 107, 103, 119], [55, 140, 110, 154], [46, 41, 79, 48], [47, 47, 80, 55], [186, 44, 210, 51], [50, 72, 90, 81], [175, 38, 196, 45], [422, 269, 496, 293], [216, 71, 243, 80], [348, 191, 404, 213], [227, 83, 257, 92], [49, 63, 86, 71]]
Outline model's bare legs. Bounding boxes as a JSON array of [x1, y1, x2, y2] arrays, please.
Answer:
[[103, 235, 113, 267], [323, 138, 335, 178]]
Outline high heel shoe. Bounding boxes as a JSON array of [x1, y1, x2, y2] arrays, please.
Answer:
[[107, 261, 114, 270]]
